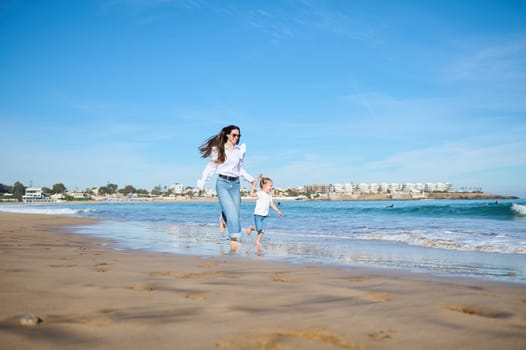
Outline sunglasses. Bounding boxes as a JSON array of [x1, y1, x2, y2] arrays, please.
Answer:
[[230, 133, 241, 138]]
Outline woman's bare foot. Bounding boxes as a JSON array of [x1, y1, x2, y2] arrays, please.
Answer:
[[246, 225, 255, 235], [229, 238, 241, 253]]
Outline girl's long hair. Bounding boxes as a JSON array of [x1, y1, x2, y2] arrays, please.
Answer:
[[199, 125, 240, 164]]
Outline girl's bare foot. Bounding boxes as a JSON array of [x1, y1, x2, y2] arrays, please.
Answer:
[[246, 225, 255, 235], [256, 232, 263, 250]]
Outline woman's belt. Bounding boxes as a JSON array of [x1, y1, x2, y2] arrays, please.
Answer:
[[218, 174, 239, 181]]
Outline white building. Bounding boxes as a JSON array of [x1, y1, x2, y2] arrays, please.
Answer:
[[358, 183, 370, 194], [428, 182, 451, 192], [171, 183, 184, 194], [379, 183, 390, 193], [333, 184, 345, 193], [65, 191, 91, 200], [22, 187, 44, 202], [343, 183, 354, 193]]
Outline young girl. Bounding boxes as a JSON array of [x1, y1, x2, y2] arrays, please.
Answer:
[[246, 177, 283, 249]]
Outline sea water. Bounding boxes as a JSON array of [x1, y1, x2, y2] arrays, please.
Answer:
[[2, 199, 525, 283]]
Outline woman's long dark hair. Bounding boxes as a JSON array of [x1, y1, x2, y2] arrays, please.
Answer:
[[199, 125, 240, 164]]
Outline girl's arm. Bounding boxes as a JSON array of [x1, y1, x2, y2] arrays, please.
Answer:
[[270, 201, 283, 216]]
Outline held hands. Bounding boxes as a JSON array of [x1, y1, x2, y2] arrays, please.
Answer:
[[249, 180, 257, 197]]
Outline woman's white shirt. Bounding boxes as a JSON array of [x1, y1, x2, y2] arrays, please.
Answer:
[[197, 143, 254, 190]]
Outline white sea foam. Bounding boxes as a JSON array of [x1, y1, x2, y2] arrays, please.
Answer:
[[0, 206, 93, 215], [354, 230, 525, 255], [511, 203, 526, 216]]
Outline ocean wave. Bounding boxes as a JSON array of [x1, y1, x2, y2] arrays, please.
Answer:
[[294, 201, 526, 220], [0, 206, 93, 216], [511, 203, 526, 216], [354, 231, 525, 255]]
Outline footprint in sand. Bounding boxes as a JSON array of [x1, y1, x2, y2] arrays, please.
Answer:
[[345, 277, 369, 283], [185, 292, 208, 300], [270, 273, 303, 283], [443, 304, 512, 319], [95, 262, 111, 272], [3, 268, 25, 273], [198, 261, 219, 268], [217, 328, 364, 350], [369, 329, 395, 341], [149, 271, 173, 277], [129, 284, 155, 292], [175, 271, 221, 279], [75, 312, 113, 327], [46, 310, 115, 327], [82, 316, 112, 326], [365, 293, 392, 302], [49, 263, 78, 268]]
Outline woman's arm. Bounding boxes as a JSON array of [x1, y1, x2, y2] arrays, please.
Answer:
[[238, 144, 256, 185], [249, 183, 258, 197], [197, 148, 218, 190]]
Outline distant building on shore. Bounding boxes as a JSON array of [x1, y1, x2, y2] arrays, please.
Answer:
[[305, 182, 454, 196], [22, 187, 44, 202], [21, 187, 58, 203], [170, 182, 184, 194]]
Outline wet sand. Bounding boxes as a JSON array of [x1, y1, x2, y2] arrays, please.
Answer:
[[0, 212, 525, 349]]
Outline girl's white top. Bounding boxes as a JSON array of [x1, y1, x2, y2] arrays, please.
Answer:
[[197, 143, 254, 190], [254, 190, 273, 216]]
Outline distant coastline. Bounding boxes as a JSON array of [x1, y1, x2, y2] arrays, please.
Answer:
[[3, 181, 521, 204], [1, 191, 519, 205]]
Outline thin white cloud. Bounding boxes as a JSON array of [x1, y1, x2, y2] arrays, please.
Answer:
[[293, 1, 379, 42], [103, 0, 202, 10], [446, 36, 526, 82], [357, 141, 526, 181], [342, 91, 526, 140], [223, 6, 296, 42], [214, 1, 380, 45]]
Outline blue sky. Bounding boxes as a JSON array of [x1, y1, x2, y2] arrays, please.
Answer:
[[1, 0, 525, 197]]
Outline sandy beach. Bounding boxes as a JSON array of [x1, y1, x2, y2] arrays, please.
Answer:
[[0, 212, 525, 349]]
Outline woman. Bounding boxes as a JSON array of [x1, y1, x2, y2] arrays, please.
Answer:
[[197, 125, 256, 248]]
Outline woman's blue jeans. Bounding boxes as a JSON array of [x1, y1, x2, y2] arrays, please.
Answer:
[[216, 177, 241, 240]]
